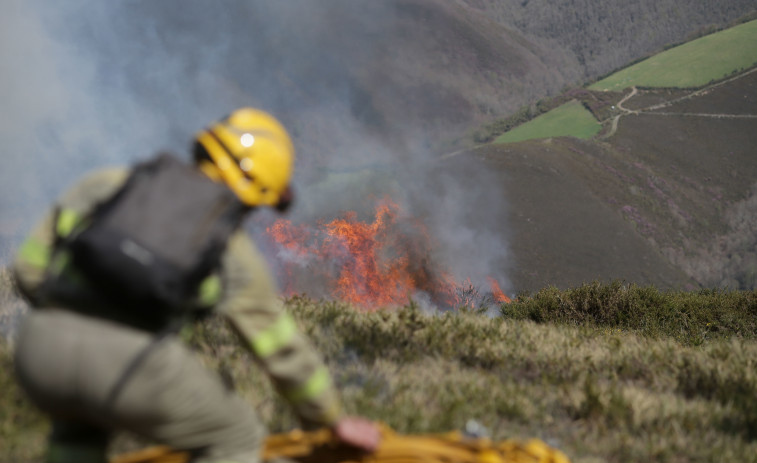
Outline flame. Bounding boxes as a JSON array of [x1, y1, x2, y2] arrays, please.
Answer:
[[487, 277, 513, 304], [265, 197, 509, 310], [321, 202, 416, 306]]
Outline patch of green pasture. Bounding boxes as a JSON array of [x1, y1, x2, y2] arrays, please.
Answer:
[[493, 100, 601, 144], [590, 19, 757, 91]]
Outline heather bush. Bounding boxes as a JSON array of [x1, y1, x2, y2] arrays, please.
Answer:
[[501, 281, 757, 345]]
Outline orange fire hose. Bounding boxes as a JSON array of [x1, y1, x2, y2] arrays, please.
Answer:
[[111, 424, 570, 463]]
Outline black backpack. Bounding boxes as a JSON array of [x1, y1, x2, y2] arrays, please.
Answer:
[[47, 153, 249, 319]]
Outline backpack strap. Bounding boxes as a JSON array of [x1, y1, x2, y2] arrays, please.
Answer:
[[102, 317, 184, 413]]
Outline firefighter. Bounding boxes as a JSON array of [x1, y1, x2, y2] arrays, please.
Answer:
[[12, 108, 380, 463]]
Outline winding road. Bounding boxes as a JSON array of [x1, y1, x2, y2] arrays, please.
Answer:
[[600, 67, 757, 139]]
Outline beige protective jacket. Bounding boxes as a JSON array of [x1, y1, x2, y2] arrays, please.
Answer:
[[12, 166, 341, 429]]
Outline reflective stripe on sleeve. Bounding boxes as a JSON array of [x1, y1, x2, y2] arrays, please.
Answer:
[[56, 208, 81, 237], [284, 366, 332, 404], [48, 250, 73, 277], [198, 274, 222, 306], [250, 312, 298, 358], [18, 237, 52, 268]]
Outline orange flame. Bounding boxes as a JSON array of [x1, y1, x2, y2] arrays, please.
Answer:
[[266, 197, 509, 310], [322, 202, 416, 306], [487, 277, 513, 304]]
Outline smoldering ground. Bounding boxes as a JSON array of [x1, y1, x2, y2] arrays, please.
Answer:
[[0, 0, 512, 309]]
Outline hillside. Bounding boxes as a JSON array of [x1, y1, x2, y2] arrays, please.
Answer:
[[459, 0, 756, 78], [441, 67, 757, 293], [2, 1, 756, 296], [297, 62, 757, 295], [280, 0, 757, 153], [442, 141, 698, 293], [0, 0, 754, 248]]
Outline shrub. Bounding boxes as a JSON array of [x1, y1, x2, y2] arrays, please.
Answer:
[[501, 281, 757, 346]]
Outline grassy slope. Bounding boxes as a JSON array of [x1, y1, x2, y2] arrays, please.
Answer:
[[493, 100, 601, 144], [3, 284, 757, 463], [589, 19, 757, 91]]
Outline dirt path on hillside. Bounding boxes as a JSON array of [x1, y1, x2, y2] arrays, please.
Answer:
[[650, 112, 757, 118], [644, 67, 757, 111], [602, 86, 638, 138], [601, 67, 757, 139]]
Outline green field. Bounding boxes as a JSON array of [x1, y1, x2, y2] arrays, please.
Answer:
[[494, 100, 601, 144], [590, 20, 757, 91]]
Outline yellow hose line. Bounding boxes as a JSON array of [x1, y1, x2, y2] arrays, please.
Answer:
[[111, 424, 570, 463]]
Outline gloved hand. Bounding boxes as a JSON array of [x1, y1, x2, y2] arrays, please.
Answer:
[[332, 416, 381, 452]]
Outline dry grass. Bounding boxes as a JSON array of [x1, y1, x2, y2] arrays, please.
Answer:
[[189, 291, 757, 462], [294, 295, 757, 462], [0, 336, 47, 462], [0, 268, 26, 342], [2, 284, 757, 462]]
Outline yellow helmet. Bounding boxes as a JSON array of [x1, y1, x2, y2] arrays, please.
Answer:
[[193, 108, 295, 208]]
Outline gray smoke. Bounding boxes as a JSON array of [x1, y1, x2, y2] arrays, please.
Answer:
[[0, 0, 512, 307]]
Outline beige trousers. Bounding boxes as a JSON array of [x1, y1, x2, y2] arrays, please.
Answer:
[[14, 309, 266, 463]]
